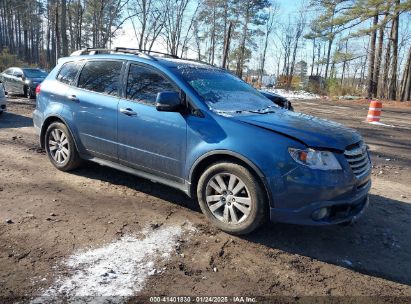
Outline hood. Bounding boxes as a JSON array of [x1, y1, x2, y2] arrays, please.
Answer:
[[233, 110, 361, 151]]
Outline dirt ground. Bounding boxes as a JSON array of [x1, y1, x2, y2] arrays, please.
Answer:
[[0, 95, 411, 303]]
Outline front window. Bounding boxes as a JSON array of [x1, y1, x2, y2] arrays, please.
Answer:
[[23, 69, 48, 78], [174, 67, 274, 113], [126, 64, 178, 105]]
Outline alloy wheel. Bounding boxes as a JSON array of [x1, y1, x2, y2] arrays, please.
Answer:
[[205, 173, 252, 224], [48, 128, 70, 164]]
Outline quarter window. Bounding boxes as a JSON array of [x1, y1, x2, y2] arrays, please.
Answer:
[[57, 61, 82, 85], [78, 61, 123, 96], [126, 64, 177, 104]]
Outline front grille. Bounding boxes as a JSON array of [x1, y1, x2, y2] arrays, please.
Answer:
[[344, 142, 371, 178]]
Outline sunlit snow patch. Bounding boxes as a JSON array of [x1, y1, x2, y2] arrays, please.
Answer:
[[32, 223, 194, 303], [368, 121, 395, 127], [264, 89, 321, 100]]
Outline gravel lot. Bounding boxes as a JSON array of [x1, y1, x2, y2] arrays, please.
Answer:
[[0, 95, 410, 302]]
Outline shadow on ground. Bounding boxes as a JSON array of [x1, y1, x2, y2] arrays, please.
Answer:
[[247, 193, 411, 286], [0, 112, 33, 129], [71, 163, 411, 286]]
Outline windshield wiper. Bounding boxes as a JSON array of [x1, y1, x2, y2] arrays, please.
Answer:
[[214, 105, 277, 115], [246, 105, 277, 114]]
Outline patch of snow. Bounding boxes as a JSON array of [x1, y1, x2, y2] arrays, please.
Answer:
[[368, 121, 395, 127], [32, 224, 194, 303], [263, 88, 321, 100], [341, 259, 353, 267]]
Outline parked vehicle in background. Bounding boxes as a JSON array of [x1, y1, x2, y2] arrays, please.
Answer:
[[0, 67, 48, 99], [0, 80, 6, 114], [259, 90, 294, 111], [33, 48, 371, 235]]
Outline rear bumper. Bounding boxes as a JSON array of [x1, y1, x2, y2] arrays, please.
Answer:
[[32, 109, 42, 136], [270, 179, 370, 225]]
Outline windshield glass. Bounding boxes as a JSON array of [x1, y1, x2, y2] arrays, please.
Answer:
[[23, 69, 48, 78], [174, 66, 274, 113]]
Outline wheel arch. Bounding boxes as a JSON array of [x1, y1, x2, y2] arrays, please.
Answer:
[[188, 151, 272, 205], [40, 115, 79, 151]]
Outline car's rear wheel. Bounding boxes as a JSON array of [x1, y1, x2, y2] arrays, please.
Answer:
[[197, 162, 267, 235], [24, 86, 35, 99], [45, 122, 81, 171]]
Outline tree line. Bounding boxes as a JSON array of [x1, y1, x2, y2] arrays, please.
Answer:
[[0, 0, 410, 101]]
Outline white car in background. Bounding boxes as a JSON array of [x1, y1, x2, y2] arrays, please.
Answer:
[[0, 80, 6, 115]]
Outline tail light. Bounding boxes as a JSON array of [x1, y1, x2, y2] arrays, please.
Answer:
[[35, 84, 41, 95]]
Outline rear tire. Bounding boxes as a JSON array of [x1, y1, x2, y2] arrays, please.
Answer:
[[45, 122, 81, 171], [197, 161, 267, 235], [24, 86, 35, 99]]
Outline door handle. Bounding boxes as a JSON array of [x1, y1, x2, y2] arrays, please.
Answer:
[[119, 108, 137, 116], [67, 94, 79, 102]]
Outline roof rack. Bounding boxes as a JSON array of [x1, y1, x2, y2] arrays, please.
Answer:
[[177, 57, 220, 68], [69, 47, 221, 69], [114, 47, 179, 59], [70, 47, 179, 61]]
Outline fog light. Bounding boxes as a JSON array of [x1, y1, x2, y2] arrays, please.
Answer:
[[312, 207, 329, 220]]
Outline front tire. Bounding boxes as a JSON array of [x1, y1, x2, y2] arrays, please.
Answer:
[[197, 162, 267, 235], [45, 122, 81, 171]]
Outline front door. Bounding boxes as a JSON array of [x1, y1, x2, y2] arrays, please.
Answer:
[[118, 63, 187, 181]]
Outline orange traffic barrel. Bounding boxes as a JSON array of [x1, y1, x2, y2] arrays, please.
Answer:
[[366, 100, 382, 122]]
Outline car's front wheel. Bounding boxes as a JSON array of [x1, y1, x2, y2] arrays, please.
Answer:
[[45, 122, 81, 171], [197, 162, 267, 235]]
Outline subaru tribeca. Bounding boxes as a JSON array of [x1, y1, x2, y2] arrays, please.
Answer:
[[33, 48, 371, 234]]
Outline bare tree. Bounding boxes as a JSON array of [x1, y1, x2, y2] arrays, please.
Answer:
[[162, 0, 191, 56], [128, 0, 166, 51], [258, 3, 278, 84], [287, 7, 306, 89], [367, 14, 378, 98]]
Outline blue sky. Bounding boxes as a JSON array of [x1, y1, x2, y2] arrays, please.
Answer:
[[277, 0, 305, 15]]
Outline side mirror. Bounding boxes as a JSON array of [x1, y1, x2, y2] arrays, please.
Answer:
[[155, 91, 182, 112], [16, 74, 23, 79]]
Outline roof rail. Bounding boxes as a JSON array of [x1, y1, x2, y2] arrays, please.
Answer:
[[70, 48, 156, 60], [69, 47, 221, 69], [177, 57, 219, 68], [70, 48, 112, 56], [114, 47, 179, 59], [70, 47, 179, 61]]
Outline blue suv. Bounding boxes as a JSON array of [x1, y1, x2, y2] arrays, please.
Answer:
[[33, 48, 371, 234]]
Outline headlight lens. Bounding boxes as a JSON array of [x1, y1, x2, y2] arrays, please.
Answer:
[[288, 148, 342, 170]]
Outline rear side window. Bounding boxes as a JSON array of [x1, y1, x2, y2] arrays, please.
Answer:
[[57, 61, 82, 85], [78, 61, 123, 96], [126, 64, 177, 104]]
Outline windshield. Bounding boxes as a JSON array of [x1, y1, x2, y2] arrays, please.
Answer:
[[23, 69, 48, 78], [174, 66, 274, 113]]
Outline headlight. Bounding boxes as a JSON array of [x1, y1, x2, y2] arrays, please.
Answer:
[[288, 148, 342, 170]]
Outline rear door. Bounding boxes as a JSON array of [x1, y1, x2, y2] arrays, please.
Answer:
[[117, 63, 187, 181], [67, 60, 125, 161]]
